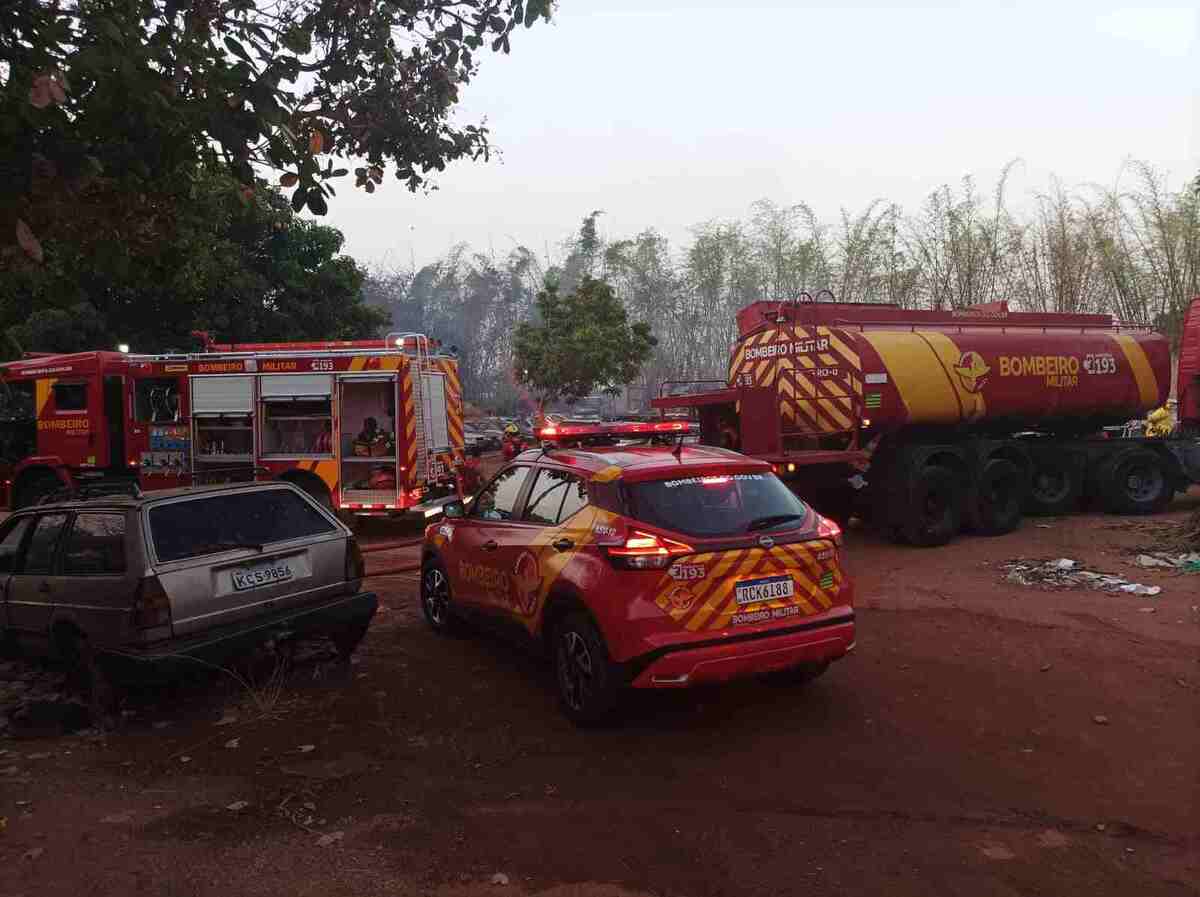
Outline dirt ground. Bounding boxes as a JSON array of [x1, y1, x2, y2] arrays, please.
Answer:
[[1, 489, 1197, 897]]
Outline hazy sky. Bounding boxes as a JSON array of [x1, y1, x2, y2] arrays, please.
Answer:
[[325, 2, 1199, 270]]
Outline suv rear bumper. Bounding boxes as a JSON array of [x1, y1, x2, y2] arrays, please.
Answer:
[[101, 591, 379, 680], [627, 611, 854, 688]]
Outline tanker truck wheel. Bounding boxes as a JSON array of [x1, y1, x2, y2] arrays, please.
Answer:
[[898, 464, 962, 547], [1100, 449, 1171, 515], [967, 458, 1024, 535], [1026, 457, 1082, 515]]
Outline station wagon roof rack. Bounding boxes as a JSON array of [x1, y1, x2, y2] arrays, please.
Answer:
[[38, 481, 144, 505]]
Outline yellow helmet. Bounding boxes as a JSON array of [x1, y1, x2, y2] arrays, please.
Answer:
[[504, 424, 519, 436]]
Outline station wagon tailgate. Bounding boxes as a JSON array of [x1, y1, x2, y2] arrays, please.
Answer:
[[144, 488, 349, 637]]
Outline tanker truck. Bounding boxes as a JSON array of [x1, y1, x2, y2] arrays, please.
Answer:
[[653, 295, 1200, 546]]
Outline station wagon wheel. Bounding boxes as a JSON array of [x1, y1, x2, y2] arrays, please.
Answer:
[[57, 628, 120, 730], [420, 560, 461, 635], [553, 612, 620, 726]]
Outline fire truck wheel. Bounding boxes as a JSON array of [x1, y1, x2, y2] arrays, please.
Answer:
[[553, 611, 621, 727], [1100, 449, 1171, 515], [899, 464, 962, 547], [420, 560, 463, 636], [14, 470, 62, 509], [1026, 457, 1082, 515], [967, 458, 1024, 536]]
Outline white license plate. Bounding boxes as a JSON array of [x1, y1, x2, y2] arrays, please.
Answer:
[[735, 574, 794, 606], [231, 561, 294, 592]]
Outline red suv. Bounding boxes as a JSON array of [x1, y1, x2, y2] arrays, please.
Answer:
[[420, 422, 855, 724]]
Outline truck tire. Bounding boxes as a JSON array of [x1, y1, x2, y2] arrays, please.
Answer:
[[967, 458, 1024, 535], [899, 464, 962, 547], [1026, 456, 1082, 515], [1100, 449, 1172, 515], [15, 469, 62, 509]]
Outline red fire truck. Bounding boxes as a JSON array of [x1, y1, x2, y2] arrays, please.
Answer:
[[0, 334, 465, 514]]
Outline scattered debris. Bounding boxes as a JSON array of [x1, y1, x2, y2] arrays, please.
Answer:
[[224, 738, 240, 749], [1003, 559, 1162, 596], [179, 756, 192, 764], [316, 831, 344, 847], [1040, 663, 1052, 672], [1133, 551, 1200, 570], [23, 847, 44, 861], [491, 873, 511, 886], [151, 721, 172, 730], [298, 744, 316, 753], [1093, 715, 1110, 726], [214, 714, 239, 727], [226, 801, 250, 812]]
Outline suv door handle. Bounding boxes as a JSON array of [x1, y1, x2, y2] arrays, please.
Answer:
[[551, 538, 574, 552], [481, 540, 498, 552]]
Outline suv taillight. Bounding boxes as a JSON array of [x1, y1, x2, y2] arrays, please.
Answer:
[[132, 575, 172, 630], [605, 530, 693, 570], [345, 538, 365, 592], [817, 515, 843, 546]]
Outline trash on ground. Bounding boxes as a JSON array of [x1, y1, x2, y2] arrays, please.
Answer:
[[316, 831, 344, 847], [226, 801, 249, 811], [491, 873, 511, 886], [1132, 551, 1200, 570], [1003, 559, 1162, 596]]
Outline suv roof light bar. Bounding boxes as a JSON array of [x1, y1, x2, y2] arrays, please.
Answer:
[[537, 420, 693, 441]]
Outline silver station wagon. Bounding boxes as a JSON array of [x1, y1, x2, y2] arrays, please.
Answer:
[[0, 482, 376, 715]]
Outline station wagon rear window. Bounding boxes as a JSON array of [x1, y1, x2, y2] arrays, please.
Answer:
[[149, 489, 337, 563], [626, 472, 809, 538]]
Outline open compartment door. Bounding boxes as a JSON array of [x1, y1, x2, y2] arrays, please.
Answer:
[[337, 374, 401, 510]]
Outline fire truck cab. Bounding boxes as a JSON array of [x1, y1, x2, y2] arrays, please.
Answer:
[[0, 336, 465, 515]]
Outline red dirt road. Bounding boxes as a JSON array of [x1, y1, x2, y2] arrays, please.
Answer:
[[1, 494, 1197, 897]]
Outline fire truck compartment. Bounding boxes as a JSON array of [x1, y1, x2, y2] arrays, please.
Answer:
[[339, 375, 401, 508]]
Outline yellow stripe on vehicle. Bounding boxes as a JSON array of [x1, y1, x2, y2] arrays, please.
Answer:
[[685, 552, 756, 631], [861, 331, 964, 424], [1111, 334, 1160, 408], [591, 465, 623, 483], [35, 378, 56, 416]]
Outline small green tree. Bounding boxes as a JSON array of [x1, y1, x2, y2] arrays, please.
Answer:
[[513, 277, 657, 412]]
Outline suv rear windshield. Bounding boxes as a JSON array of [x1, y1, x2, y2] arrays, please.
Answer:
[[149, 489, 337, 563], [626, 472, 809, 538]]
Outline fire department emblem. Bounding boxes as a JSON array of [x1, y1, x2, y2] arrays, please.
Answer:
[[953, 351, 991, 394], [511, 550, 541, 615]]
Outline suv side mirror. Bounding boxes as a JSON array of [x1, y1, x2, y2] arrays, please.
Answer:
[[443, 500, 465, 519]]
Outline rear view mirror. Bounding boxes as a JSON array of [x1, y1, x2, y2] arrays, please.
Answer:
[[443, 500, 465, 519]]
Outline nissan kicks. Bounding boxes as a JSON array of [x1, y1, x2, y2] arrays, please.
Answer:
[[421, 422, 855, 724]]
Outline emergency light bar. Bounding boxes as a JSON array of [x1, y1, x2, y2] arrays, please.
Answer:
[[537, 420, 692, 441]]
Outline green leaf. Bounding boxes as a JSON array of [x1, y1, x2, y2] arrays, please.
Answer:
[[99, 19, 124, 42], [291, 185, 307, 212], [224, 36, 252, 63], [446, 21, 463, 42], [307, 190, 328, 215], [281, 26, 311, 54]]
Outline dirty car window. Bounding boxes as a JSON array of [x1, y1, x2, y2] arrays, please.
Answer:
[[149, 490, 337, 563]]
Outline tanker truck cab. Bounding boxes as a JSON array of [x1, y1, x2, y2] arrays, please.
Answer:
[[655, 294, 1200, 547], [0, 351, 142, 509]]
